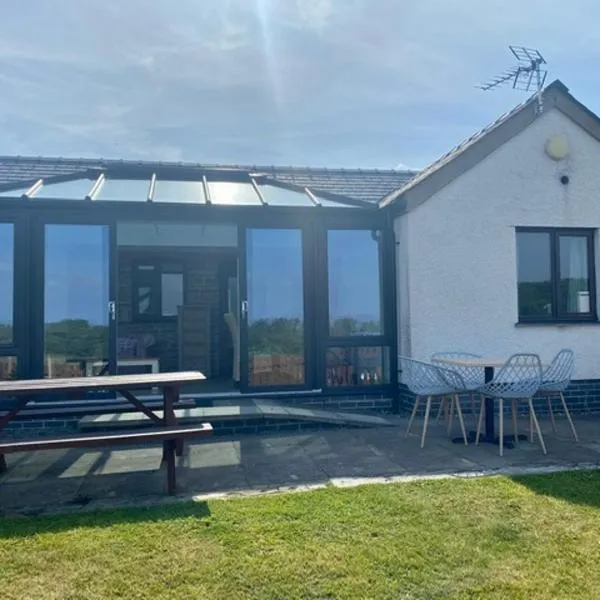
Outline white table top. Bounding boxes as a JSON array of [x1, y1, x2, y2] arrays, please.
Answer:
[[434, 357, 547, 369]]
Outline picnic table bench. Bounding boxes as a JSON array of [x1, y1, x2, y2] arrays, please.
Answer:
[[0, 371, 211, 495]]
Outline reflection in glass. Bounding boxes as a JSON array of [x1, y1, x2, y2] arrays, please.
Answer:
[[35, 179, 95, 200], [209, 181, 262, 205], [259, 185, 313, 207], [328, 230, 382, 336], [0, 356, 16, 380], [326, 347, 389, 387], [560, 236, 591, 314], [0, 224, 13, 344], [99, 178, 149, 201], [44, 225, 110, 378], [517, 232, 552, 317], [154, 180, 205, 203], [161, 272, 184, 316], [247, 229, 305, 386]]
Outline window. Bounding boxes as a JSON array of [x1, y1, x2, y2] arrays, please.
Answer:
[[327, 229, 383, 336], [133, 262, 184, 320], [516, 228, 596, 322]]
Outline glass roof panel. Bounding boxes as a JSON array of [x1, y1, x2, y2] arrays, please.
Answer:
[[35, 179, 95, 200], [154, 180, 205, 204], [317, 196, 362, 208], [259, 185, 313, 207], [208, 181, 262, 206], [0, 187, 28, 197], [98, 178, 150, 202]]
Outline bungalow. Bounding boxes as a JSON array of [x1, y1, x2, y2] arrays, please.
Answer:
[[0, 79, 598, 415]]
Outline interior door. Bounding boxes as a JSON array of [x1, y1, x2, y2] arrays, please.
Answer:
[[41, 223, 116, 381], [240, 227, 309, 390]]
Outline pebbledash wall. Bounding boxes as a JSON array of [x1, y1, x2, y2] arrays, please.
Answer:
[[395, 106, 600, 413]]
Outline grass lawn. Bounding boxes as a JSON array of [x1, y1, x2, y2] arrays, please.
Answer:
[[2, 471, 600, 599]]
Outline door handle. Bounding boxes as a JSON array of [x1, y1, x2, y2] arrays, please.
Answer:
[[108, 301, 116, 322], [241, 300, 248, 319]]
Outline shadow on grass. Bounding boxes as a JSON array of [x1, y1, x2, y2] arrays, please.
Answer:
[[511, 469, 600, 508], [0, 501, 211, 540]]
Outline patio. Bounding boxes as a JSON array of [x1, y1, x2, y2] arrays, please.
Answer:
[[2, 412, 600, 516]]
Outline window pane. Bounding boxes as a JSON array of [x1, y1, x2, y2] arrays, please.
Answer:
[[328, 230, 382, 335], [247, 229, 305, 386], [0, 356, 16, 379], [517, 232, 553, 318], [259, 185, 313, 207], [137, 285, 154, 316], [99, 179, 150, 202], [161, 272, 184, 317], [35, 179, 95, 200], [209, 181, 262, 206], [154, 180, 205, 203], [0, 224, 13, 344], [559, 235, 591, 314], [326, 347, 389, 387]]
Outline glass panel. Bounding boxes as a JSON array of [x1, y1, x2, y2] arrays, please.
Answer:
[[117, 222, 238, 247], [259, 185, 313, 207], [0, 356, 17, 379], [44, 225, 110, 378], [317, 197, 362, 208], [35, 179, 95, 200], [326, 347, 389, 387], [0, 187, 27, 197], [98, 178, 150, 202], [161, 272, 184, 317], [517, 232, 553, 318], [154, 180, 205, 203], [328, 230, 382, 335], [0, 224, 13, 345], [209, 181, 262, 206], [247, 229, 305, 386], [559, 235, 591, 314]]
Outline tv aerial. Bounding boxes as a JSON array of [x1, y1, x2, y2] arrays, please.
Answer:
[[478, 46, 548, 112]]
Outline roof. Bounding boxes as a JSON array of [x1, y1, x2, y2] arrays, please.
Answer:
[[0, 156, 416, 205], [380, 79, 600, 211]]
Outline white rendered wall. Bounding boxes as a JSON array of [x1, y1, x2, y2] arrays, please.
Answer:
[[396, 108, 600, 379]]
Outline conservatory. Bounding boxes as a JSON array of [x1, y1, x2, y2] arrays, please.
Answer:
[[0, 158, 398, 399]]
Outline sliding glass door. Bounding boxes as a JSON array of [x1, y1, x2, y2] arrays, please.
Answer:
[[241, 228, 308, 389], [43, 224, 114, 378]]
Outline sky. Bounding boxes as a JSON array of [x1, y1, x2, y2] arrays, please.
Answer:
[[1, 0, 599, 170]]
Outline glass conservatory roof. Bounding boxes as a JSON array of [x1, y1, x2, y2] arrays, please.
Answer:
[[0, 170, 371, 209]]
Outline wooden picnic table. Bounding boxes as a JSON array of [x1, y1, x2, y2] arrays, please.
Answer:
[[0, 371, 210, 494]]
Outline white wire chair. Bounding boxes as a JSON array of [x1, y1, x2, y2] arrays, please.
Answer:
[[399, 356, 468, 448], [431, 351, 485, 424], [537, 349, 578, 441], [476, 353, 544, 456]]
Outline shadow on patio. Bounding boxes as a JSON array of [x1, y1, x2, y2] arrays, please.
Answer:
[[1, 412, 600, 517]]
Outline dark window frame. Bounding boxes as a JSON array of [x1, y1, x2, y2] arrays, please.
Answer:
[[132, 260, 185, 322], [517, 227, 597, 323]]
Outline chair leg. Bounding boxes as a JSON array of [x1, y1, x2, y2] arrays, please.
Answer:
[[499, 398, 504, 457], [421, 396, 432, 449], [476, 398, 485, 445], [454, 394, 468, 445], [511, 399, 519, 447], [560, 391, 579, 442], [528, 398, 547, 455], [470, 392, 477, 427], [547, 396, 557, 435], [447, 396, 455, 436], [529, 411, 534, 444], [435, 397, 445, 424], [406, 396, 420, 436]]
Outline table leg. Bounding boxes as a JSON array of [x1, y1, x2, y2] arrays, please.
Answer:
[[483, 366, 495, 442], [162, 385, 176, 463]]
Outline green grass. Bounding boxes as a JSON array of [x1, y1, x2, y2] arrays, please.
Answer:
[[2, 471, 600, 599]]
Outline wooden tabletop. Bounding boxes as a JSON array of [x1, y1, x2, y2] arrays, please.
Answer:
[[0, 371, 206, 396]]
